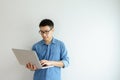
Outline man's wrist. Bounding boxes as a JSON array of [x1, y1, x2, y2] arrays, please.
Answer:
[[50, 61, 54, 66]]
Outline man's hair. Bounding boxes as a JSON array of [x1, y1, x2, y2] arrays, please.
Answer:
[[39, 19, 54, 29]]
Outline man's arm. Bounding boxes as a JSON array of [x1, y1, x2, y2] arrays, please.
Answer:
[[26, 60, 64, 71], [40, 60, 64, 68]]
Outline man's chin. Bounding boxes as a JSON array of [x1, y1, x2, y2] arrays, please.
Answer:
[[43, 38, 48, 41]]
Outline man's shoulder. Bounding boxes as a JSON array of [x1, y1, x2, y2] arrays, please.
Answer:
[[33, 40, 43, 46], [53, 38, 65, 45]]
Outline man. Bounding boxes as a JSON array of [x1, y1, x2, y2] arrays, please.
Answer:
[[26, 19, 69, 80]]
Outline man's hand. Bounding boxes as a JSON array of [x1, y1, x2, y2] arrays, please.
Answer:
[[40, 60, 53, 66], [40, 60, 64, 67], [26, 63, 37, 71]]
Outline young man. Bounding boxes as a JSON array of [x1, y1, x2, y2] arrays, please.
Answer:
[[26, 19, 69, 80]]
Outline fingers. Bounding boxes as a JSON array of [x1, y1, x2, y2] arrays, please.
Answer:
[[26, 63, 37, 71], [32, 65, 37, 70], [26, 63, 30, 69], [40, 60, 52, 66], [40, 60, 47, 66]]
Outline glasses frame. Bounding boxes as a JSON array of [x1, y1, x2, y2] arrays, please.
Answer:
[[39, 28, 53, 35]]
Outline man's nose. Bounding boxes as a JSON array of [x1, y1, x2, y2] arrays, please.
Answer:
[[42, 33, 47, 36]]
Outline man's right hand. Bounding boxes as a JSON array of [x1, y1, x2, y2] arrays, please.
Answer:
[[26, 63, 37, 71]]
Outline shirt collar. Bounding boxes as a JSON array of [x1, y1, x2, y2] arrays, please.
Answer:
[[41, 37, 56, 45]]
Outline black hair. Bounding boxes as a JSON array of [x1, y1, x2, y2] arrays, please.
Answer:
[[39, 19, 54, 29]]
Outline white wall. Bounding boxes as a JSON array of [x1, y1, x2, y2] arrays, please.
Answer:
[[0, 0, 119, 80]]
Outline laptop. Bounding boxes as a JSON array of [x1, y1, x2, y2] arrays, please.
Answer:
[[12, 48, 53, 69]]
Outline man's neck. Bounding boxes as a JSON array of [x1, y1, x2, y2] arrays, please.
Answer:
[[45, 37, 53, 45]]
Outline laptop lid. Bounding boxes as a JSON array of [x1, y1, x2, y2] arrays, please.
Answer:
[[12, 48, 53, 69]]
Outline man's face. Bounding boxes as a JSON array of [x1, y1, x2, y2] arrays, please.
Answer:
[[39, 26, 54, 41]]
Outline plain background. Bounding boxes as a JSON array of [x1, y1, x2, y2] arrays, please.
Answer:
[[0, 0, 120, 80]]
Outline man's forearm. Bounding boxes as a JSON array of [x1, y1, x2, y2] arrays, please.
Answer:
[[50, 61, 64, 67]]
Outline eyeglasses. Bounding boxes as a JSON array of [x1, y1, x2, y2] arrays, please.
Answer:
[[39, 28, 53, 35]]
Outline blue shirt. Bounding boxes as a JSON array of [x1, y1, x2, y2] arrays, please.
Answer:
[[32, 38, 69, 80]]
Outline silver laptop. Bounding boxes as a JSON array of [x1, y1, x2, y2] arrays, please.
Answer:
[[12, 48, 53, 69]]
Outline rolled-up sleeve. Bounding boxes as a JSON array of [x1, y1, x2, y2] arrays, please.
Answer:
[[60, 42, 69, 68]]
